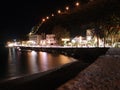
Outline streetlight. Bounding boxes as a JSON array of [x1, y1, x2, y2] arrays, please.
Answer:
[[75, 2, 80, 7], [42, 18, 45, 22], [65, 6, 69, 11], [52, 13, 54, 17], [46, 16, 49, 19], [58, 10, 61, 14]]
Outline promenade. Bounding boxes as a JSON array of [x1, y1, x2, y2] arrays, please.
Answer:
[[57, 48, 120, 90]]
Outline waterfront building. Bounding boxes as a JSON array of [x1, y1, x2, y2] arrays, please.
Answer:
[[28, 34, 56, 46], [86, 29, 94, 41], [29, 34, 41, 45], [46, 34, 56, 45]]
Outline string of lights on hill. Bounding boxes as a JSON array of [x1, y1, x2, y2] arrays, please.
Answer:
[[29, 0, 120, 37]]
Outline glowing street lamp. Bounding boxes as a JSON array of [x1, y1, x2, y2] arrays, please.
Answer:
[[65, 6, 69, 11], [58, 10, 61, 14], [75, 2, 80, 7], [42, 18, 45, 22], [46, 16, 49, 19], [52, 13, 54, 16]]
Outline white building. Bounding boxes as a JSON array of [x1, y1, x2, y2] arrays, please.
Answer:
[[28, 34, 56, 46], [29, 35, 41, 45], [46, 34, 56, 45], [86, 29, 94, 41]]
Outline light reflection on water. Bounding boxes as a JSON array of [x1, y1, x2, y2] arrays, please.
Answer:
[[0, 48, 76, 80], [27, 50, 38, 73], [7, 48, 20, 77]]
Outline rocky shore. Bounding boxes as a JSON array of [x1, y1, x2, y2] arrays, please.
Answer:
[[57, 48, 120, 90]]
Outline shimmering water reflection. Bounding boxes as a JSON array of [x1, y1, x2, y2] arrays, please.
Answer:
[[0, 48, 76, 80]]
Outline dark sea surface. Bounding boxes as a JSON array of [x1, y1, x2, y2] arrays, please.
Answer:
[[0, 46, 76, 82]]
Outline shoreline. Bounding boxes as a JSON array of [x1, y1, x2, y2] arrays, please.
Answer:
[[0, 60, 90, 90], [0, 47, 109, 90], [18, 46, 109, 62], [57, 48, 120, 90]]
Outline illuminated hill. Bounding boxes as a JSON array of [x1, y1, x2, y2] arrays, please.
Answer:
[[35, 0, 120, 37]]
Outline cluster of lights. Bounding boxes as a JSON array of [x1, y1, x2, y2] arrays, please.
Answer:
[[29, 1, 80, 36], [41, 1, 80, 23]]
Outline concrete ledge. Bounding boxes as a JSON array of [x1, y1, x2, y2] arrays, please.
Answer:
[[57, 48, 120, 90], [0, 60, 90, 90], [106, 48, 120, 55]]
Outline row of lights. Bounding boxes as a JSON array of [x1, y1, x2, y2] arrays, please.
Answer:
[[41, 1, 80, 22], [29, 1, 80, 35]]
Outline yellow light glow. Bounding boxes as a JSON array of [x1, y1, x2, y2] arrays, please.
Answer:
[[61, 38, 70, 41], [8, 43, 14, 47], [65, 6, 69, 10], [46, 16, 49, 19], [58, 10, 61, 14], [42, 18, 45, 22], [75, 2, 80, 6], [52, 13, 54, 16]]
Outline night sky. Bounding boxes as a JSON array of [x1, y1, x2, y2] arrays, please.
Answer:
[[0, 0, 65, 42], [0, 0, 119, 43]]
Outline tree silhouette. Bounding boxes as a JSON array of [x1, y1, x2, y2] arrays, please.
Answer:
[[52, 25, 70, 45]]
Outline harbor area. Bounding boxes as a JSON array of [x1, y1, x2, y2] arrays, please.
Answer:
[[0, 47, 119, 90]]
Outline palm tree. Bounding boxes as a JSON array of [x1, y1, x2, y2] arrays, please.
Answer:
[[106, 15, 120, 46], [88, 22, 104, 47], [111, 15, 120, 45]]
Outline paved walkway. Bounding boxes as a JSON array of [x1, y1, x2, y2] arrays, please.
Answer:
[[57, 48, 120, 90]]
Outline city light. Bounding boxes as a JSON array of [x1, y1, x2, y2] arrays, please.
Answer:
[[58, 10, 61, 14], [46, 16, 49, 19], [7, 43, 14, 47], [61, 38, 70, 46], [23, 0, 120, 48], [65, 6, 69, 11], [52, 13, 54, 17], [42, 18, 46, 22], [75, 2, 80, 7], [61, 38, 70, 41]]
